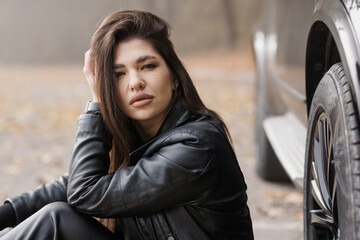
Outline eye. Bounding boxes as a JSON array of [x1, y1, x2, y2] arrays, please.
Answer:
[[115, 71, 125, 79], [142, 63, 157, 70]]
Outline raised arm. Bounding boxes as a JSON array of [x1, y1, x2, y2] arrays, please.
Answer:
[[67, 113, 216, 218]]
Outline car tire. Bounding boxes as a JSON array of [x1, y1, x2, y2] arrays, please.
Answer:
[[304, 63, 360, 239], [254, 59, 288, 181]]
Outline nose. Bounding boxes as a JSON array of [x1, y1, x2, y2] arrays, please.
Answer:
[[128, 71, 145, 91]]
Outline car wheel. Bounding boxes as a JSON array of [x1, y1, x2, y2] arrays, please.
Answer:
[[304, 63, 360, 239], [255, 122, 288, 181], [254, 59, 288, 181]]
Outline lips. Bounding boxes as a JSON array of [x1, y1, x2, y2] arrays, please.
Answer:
[[129, 93, 154, 107]]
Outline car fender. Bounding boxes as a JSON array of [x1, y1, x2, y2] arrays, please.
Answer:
[[306, 0, 360, 115]]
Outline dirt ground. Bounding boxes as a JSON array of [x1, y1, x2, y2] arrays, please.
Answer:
[[0, 50, 303, 239]]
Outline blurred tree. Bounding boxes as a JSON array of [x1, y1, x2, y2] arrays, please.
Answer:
[[219, 0, 236, 51], [0, 0, 263, 64]]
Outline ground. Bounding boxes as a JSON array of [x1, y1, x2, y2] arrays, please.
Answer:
[[0, 50, 303, 239]]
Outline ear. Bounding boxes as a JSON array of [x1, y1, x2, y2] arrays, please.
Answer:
[[171, 76, 179, 90]]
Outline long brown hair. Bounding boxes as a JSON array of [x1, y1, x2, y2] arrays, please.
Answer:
[[90, 10, 231, 233]]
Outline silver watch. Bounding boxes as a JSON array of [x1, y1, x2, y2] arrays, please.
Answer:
[[84, 101, 101, 114]]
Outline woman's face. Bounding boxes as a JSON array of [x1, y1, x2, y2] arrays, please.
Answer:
[[113, 38, 176, 137]]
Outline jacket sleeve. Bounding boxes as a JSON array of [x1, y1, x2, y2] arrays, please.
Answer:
[[67, 113, 216, 218], [5, 174, 68, 224]]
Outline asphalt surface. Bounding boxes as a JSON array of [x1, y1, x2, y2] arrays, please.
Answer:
[[0, 56, 303, 239]]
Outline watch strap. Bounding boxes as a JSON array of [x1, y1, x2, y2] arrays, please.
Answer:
[[84, 101, 101, 114]]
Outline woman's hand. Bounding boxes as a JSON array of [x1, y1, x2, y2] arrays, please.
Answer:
[[83, 50, 99, 102], [0, 203, 16, 231]]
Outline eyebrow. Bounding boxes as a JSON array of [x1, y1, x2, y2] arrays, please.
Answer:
[[113, 55, 157, 69], [136, 55, 157, 64]]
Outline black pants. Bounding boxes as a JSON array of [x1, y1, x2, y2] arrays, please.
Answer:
[[0, 202, 116, 240]]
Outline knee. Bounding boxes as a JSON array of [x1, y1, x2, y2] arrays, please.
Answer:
[[39, 202, 73, 217]]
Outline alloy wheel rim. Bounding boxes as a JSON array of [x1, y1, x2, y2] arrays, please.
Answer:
[[308, 112, 339, 239]]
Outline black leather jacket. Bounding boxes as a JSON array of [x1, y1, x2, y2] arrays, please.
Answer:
[[6, 103, 253, 240]]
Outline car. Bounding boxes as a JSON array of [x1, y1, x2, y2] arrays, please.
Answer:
[[252, 0, 360, 239]]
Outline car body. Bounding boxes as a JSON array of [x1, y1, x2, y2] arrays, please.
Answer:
[[253, 0, 360, 239]]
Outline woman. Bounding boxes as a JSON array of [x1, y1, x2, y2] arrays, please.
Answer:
[[0, 10, 253, 239]]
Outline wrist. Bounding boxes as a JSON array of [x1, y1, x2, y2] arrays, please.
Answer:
[[92, 94, 99, 103]]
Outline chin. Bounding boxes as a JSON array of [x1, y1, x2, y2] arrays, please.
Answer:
[[131, 111, 156, 122]]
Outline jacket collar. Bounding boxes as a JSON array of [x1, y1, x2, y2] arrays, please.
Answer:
[[129, 102, 192, 161], [155, 102, 192, 137]]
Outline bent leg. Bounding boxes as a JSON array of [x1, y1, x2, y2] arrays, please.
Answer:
[[0, 202, 116, 240], [0, 228, 10, 238]]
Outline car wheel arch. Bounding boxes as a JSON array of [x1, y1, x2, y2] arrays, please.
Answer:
[[305, 0, 360, 118], [306, 21, 341, 115]]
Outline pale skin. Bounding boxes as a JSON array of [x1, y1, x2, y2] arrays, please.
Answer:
[[83, 38, 177, 142]]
